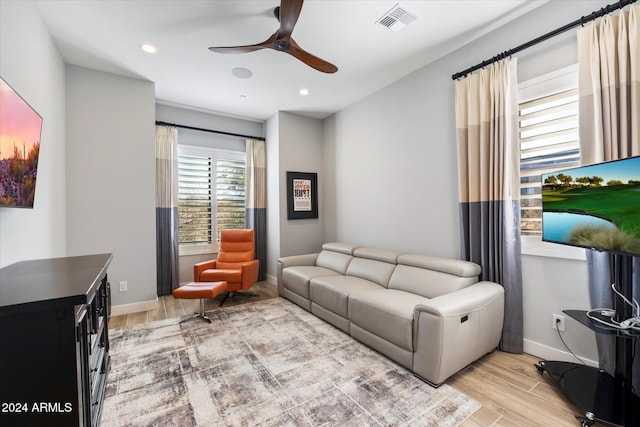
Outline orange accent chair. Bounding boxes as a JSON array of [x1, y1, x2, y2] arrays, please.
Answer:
[[193, 229, 260, 305]]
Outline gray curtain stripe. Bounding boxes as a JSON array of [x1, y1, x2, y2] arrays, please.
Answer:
[[459, 200, 523, 353], [246, 208, 267, 281], [156, 208, 179, 296]]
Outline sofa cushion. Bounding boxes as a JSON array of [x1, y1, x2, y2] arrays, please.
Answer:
[[199, 268, 241, 284], [349, 289, 431, 352], [310, 276, 382, 318], [388, 255, 480, 299], [282, 266, 341, 299]]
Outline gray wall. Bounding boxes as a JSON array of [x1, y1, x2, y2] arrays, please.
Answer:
[[325, 0, 611, 363], [263, 112, 326, 279], [66, 65, 157, 307], [0, 0, 67, 268], [277, 112, 325, 257]]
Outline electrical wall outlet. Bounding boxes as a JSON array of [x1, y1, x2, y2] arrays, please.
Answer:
[[119, 281, 128, 292], [553, 314, 565, 332]]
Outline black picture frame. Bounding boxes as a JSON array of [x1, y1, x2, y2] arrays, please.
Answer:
[[286, 171, 318, 219]]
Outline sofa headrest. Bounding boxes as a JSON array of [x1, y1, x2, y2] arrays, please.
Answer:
[[397, 254, 481, 278], [322, 242, 357, 255], [353, 247, 402, 264], [321, 242, 358, 255]]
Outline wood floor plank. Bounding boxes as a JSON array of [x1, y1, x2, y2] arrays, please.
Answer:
[[162, 294, 182, 319], [108, 314, 126, 329], [448, 359, 582, 427], [471, 353, 539, 392], [461, 406, 501, 426], [125, 310, 148, 327]]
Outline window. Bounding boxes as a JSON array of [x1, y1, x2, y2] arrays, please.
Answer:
[[518, 65, 579, 237], [177, 146, 245, 255]]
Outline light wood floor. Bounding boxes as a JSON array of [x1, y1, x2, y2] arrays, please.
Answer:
[[109, 283, 599, 427]]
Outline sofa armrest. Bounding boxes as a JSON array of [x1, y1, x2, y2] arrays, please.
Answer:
[[412, 281, 504, 386], [278, 253, 319, 269], [193, 260, 217, 282], [276, 253, 319, 295]]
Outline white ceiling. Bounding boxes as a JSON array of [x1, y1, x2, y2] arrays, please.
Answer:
[[34, 0, 547, 121]]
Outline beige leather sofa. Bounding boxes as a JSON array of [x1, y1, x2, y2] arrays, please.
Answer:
[[277, 243, 505, 386]]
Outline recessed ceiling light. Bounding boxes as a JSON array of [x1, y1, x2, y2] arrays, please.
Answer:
[[140, 43, 157, 53], [299, 88, 310, 96], [232, 68, 253, 79]]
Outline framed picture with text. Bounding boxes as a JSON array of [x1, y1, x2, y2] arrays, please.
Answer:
[[286, 171, 318, 219]]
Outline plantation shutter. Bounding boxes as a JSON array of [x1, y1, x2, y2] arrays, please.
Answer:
[[215, 158, 245, 242], [178, 154, 212, 246], [519, 87, 579, 236]]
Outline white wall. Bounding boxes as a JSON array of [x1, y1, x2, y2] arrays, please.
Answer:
[[66, 65, 156, 308], [0, 0, 67, 268], [326, 0, 612, 363]]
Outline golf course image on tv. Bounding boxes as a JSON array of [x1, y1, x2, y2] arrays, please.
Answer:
[[541, 156, 640, 256]]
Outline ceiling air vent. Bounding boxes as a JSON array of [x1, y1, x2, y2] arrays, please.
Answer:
[[376, 3, 418, 32]]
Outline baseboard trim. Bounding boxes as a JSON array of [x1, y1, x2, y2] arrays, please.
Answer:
[[523, 339, 598, 367], [266, 273, 277, 285], [111, 298, 159, 316]]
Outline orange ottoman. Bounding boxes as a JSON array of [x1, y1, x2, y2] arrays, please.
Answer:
[[172, 281, 228, 323]]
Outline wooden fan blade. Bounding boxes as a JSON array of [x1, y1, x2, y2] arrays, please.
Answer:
[[287, 38, 338, 74], [208, 45, 264, 54], [277, 0, 304, 38], [209, 32, 277, 54]]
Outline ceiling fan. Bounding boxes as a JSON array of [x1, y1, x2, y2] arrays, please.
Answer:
[[208, 0, 338, 74]]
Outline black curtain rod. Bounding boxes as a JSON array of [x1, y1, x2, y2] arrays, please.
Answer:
[[451, 0, 637, 80], [155, 120, 266, 142]]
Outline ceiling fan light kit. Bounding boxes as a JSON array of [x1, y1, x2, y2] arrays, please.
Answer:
[[208, 0, 338, 74]]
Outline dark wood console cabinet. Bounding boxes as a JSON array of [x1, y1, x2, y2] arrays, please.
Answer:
[[0, 254, 112, 427]]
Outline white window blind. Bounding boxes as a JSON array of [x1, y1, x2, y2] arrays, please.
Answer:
[[178, 154, 213, 246], [518, 66, 579, 236], [215, 158, 246, 241], [177, 147, 245, 253]]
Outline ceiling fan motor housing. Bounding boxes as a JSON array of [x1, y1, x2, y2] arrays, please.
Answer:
[[274, 40, 291, 51]]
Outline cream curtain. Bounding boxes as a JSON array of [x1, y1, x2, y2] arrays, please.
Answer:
[[455, 58, 523, 353], [155, 125, 179, 296], [246, 139, 267, 281], [577, 4, 639, 389]]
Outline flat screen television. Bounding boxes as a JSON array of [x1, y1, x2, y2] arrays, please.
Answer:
[[541, 155, 640, 258], [0, 76, 43, 208]]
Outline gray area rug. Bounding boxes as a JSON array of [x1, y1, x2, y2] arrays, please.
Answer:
[[103, 298, 480, 426]]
